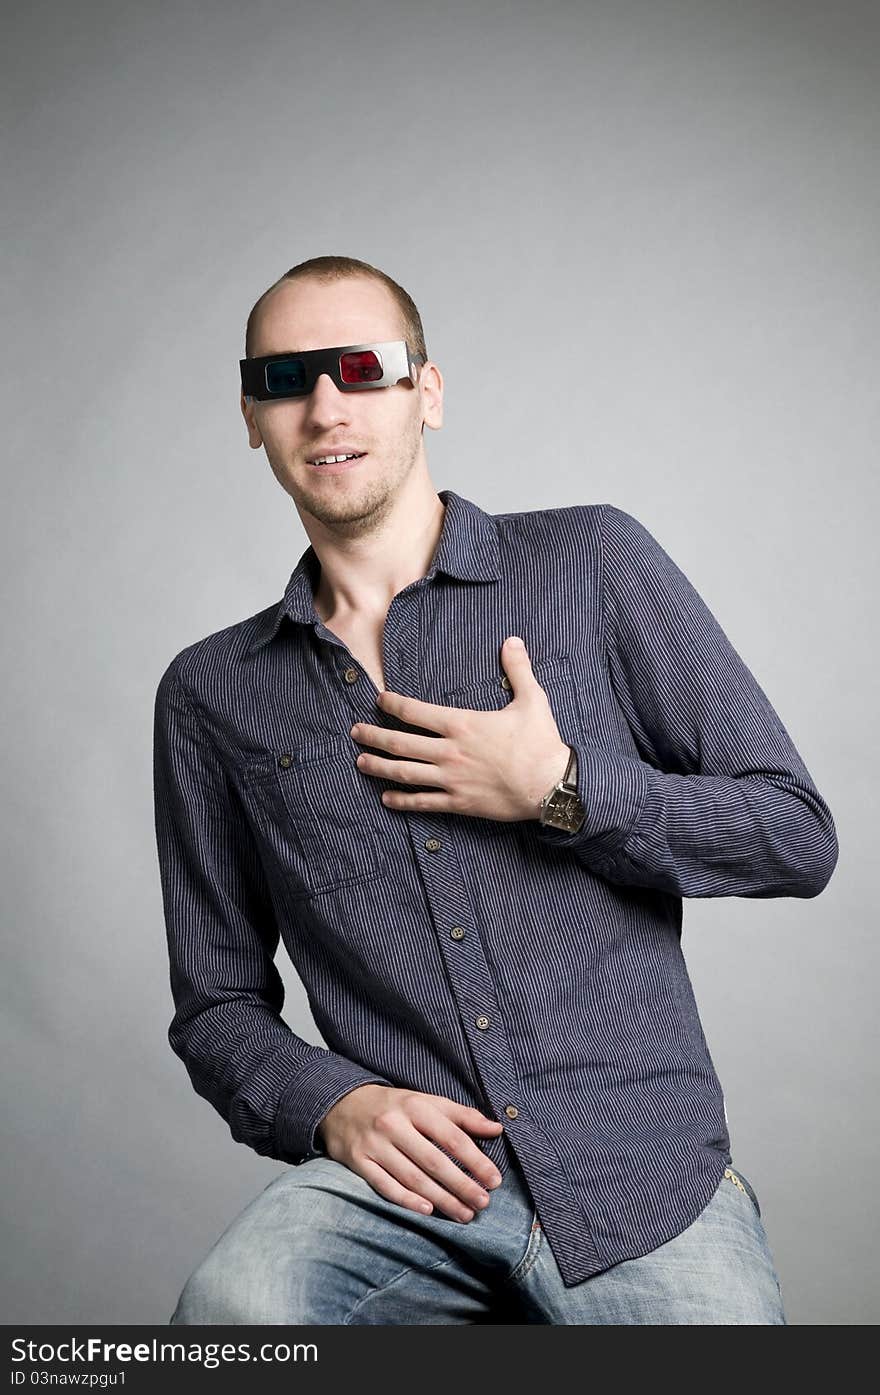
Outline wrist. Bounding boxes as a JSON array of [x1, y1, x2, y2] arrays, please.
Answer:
[[537, 742, 586, 833], [530, 741, 574, 820]]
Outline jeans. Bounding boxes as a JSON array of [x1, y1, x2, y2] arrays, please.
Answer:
[[170, 1152, 787, 1325]]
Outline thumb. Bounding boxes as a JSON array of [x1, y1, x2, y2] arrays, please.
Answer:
[[500, 634, 535, 692]]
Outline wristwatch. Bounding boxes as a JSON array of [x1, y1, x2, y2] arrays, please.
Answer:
[[539, 745, 586, 833]]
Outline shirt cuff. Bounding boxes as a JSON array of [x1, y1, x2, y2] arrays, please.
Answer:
[[532, 738, 651, 861], [274, 1053, 393, 1163]]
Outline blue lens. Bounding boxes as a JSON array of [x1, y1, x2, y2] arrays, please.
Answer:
[[265, 357, 307, 395]]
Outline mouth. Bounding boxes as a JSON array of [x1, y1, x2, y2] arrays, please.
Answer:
[[307, 451, 368, 473]]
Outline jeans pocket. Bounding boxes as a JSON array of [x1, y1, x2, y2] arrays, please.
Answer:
[[724, 1165, 762, 1218]]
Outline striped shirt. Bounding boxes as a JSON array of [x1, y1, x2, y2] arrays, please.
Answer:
[[152, 488, 838, 1285]]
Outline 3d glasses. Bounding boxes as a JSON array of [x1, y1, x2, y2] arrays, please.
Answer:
[[240, 339, 426, 402]]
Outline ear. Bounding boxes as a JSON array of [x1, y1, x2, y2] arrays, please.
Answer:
[[240, 392, 263, 449], [419, 361, 444, 433]]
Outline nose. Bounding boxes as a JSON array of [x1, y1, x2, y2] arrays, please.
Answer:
[[302, 371, 352, 429]]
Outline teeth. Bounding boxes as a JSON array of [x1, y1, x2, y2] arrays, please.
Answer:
[[312, 453, 360, 465]]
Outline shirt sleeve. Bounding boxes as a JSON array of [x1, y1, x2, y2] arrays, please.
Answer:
[[533, 505, 839, 898], [152, 657, 392, 1163]]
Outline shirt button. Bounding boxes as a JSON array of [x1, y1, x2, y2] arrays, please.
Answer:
[[475, 1015, 490, 1030], [501, 675, 511, 690], [278, 753, 293, 769], [424, 837, 442, 852], [450, 926, 466, 940], [504, 1105, 519, 1119], [343, 667, 359, 684]]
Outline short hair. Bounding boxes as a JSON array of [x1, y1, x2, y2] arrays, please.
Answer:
[[244, 255, 428, 363]]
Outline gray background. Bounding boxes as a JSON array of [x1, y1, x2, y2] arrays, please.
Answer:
[[3, 0, 877, 1326]]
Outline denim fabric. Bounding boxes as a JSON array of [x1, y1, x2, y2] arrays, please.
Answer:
[[170, 1154, 786, 1325]]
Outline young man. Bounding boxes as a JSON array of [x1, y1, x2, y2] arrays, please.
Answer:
[[153, 255, 837, 1325]]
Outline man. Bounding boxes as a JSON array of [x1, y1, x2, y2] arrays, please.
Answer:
[[153, 255, 837, 1325]]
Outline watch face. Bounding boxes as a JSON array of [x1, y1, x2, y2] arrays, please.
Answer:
[[541, 789, 585, 833]]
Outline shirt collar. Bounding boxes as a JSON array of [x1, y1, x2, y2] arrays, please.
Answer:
[[247, 488, 502, 655]]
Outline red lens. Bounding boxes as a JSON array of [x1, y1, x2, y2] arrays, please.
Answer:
[[339, 350, 383, 384]]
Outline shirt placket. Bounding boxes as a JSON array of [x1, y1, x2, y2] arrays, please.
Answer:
[[320, 577, 584, 1213]]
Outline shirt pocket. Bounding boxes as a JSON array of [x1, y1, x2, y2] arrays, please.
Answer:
[[241, 735, 388, 899], [442, 653, 584, 837]]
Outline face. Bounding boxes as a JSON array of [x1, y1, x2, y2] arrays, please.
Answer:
[[241, 275, 443, 537]]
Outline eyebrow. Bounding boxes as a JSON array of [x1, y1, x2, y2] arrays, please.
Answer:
[[262, 342, 365, 357]]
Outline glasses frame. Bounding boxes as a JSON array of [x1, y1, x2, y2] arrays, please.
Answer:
[[240, 339, 427, 403]]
